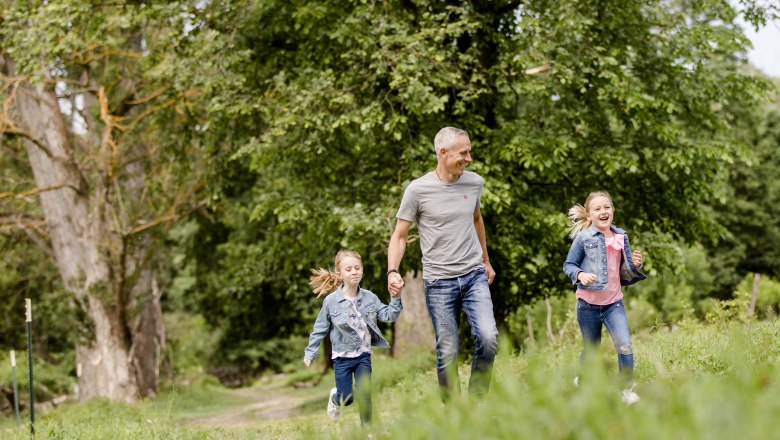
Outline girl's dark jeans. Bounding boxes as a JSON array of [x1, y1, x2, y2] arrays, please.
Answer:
[[333, 352, 372, 425]]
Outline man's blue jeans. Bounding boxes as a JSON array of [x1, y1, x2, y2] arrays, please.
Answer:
[[576, 298, 634, 375], [333, 352, 372, 425], [424, 267, 498, 399]]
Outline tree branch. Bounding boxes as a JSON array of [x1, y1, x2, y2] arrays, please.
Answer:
[[124, 185, 208, 237], [0, 182, 70, 202], [0, 213, 54, 258], [0, 127, 55, 158], [0, 180, 85, 202], [124, 214, 179, 236], [69, 43, 142, 65], [524, 63, 551, 76]]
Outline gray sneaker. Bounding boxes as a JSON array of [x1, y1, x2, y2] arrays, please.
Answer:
[[327, 387, 341, 421]]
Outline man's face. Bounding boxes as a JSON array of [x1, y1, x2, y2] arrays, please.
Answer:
[[441, 135, 472, 177]]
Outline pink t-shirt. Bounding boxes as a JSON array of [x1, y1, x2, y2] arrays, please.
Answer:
[[576, 234, 624, 305]]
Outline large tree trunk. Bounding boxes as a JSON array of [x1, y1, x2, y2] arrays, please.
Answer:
[[393, 271, 435, 356], [3, 56, 163, 402], [124, 243, 166, 398]]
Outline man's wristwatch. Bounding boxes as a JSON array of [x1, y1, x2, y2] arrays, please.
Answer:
[[386, 269, 399, 277]]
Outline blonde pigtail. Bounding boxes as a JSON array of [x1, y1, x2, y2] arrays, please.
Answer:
[[309, 250, 363, 298], [309, 268, 341, 298], [567, 204, 590, 239]]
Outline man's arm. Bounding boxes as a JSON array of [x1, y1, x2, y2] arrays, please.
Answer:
[[387, 219, 412, 296], [473, 207, 496, 284]]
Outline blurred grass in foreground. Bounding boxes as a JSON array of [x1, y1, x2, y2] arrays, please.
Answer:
[[0, 320, 777, 439]]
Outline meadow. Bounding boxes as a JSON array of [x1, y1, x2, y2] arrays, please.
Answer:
[[1, 318, 778, 439]]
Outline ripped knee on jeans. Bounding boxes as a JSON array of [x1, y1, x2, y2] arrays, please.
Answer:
[[618, 343, 633, 355]]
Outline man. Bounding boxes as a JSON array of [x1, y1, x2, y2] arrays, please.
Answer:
[[387, 126, 498, 399]]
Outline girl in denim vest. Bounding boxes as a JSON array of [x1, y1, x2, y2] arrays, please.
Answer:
[[563, 191, 647, 404], [303, 250, 402, 425]]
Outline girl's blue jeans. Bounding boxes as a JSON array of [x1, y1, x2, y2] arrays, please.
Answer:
[[333, 352, 372, 424], [576, 298, 634, 376]]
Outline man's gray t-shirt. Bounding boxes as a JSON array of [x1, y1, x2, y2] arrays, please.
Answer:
[[396, 171, 485, 279]]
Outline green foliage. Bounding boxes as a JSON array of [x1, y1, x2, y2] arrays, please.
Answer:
[[2, 0, 778, 383], [373, 321, 780, 440], [1, 0, 210, 388], [0, 147, 75, 355], [633, 244, 716, 323], [0, 383, 252, 439], [0, 350, 75, 404], [0, 234, 74, 355], [503, 295, 578, 349], [172, 0, 775, 374], [2, 321, 778, 439], [744, 275, 780, 319], [705, 86, 780, 297], [162, 312, 220, 380]]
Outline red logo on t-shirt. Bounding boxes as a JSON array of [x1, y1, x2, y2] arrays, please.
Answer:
[[464, 195, 468, 199]]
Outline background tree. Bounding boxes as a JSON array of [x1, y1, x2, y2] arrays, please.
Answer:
[[0, 148, 73, 362], [2, 0, 777, 386], [0, 2, 206, 401], [176, 0, 773, 373], [705, 80, 780, 299]]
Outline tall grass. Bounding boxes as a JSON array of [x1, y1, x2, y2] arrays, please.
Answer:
[[1, 320, 778, 439], [371, 319, 780, 440]]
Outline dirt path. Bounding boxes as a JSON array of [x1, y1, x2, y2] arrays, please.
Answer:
[[185, 380, 313, 428]]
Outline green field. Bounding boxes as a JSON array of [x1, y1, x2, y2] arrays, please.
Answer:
[[2, 319, 778, 439]]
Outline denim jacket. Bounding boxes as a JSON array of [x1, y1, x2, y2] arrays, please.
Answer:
[[304, 286, 402, 361], [563, 225, 647, 290]]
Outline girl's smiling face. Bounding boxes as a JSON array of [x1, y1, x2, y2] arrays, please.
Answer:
[[337, 256, 363, 288], [587, 195, 614, 233]]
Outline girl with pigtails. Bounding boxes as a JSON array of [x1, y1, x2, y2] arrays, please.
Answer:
[[303, 250, 402, 426], [562, 191, 647, 404]]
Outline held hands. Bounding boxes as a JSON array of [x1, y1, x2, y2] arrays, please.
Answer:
[[387, 272, 404, 297], [577, 271, 597, 286], [303, 358, 312, 367]]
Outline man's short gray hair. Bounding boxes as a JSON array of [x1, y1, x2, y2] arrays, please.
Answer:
[[434, 127, 469, 155]]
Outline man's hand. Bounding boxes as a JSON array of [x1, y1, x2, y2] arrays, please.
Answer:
[[484, 260, 496, 285], [388, 272, 404, 297]]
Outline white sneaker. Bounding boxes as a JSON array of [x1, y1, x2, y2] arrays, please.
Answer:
[[573, 376, 579, 387], [621, 386, 640, 405], [327, 387, 341, 421]]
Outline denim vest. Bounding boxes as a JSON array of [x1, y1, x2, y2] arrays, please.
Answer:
[[563, 225, 647, 290], [304, 287, 402, 361]]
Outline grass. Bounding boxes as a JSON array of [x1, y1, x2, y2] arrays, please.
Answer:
[[1, 320, 779, 439]]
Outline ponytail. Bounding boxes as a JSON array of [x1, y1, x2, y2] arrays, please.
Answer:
[[567, 204, 590, 238], [309, 268, 341, 298], [309, 250, 363, 298]]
